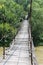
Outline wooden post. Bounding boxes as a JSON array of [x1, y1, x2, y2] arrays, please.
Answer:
[[30, 0, 32, 17], [3, 9, 6, 59], [30, 39, 33, 65], [29, 0, 33, 64], [3, 46, 5, 59], [29, 0, 32, 29]]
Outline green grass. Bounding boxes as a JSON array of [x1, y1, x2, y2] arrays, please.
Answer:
[[35, 46, 43, 65]]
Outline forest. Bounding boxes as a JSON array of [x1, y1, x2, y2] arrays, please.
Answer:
[[0, 0, 43, 48]]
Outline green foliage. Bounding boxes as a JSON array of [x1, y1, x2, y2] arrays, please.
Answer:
[[14, 0, 30, 11], [31, 0, 43, 46], [0, 23, 15, 47], [0, 0, 26, 47]]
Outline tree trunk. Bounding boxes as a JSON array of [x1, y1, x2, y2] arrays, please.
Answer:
[[3, 47, 5, 59]]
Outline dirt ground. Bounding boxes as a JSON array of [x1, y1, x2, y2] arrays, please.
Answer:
[[35, 46, 43, 65], [0, 47, 3, 57]]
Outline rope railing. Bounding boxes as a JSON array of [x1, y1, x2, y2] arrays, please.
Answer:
[[32, 41, 38, 65]]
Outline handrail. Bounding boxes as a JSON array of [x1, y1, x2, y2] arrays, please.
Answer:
[[32, 40, 38, 65]]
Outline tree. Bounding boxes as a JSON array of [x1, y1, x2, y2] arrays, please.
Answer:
[[31, 0, 43, 46], [14, 0, 30, 11]]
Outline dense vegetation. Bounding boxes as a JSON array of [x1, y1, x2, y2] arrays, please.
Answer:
[[26, 0, 43, 46], [0, 0, 26, 47], [31, 0, 43, 46], [14, 0, 30, 11]]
